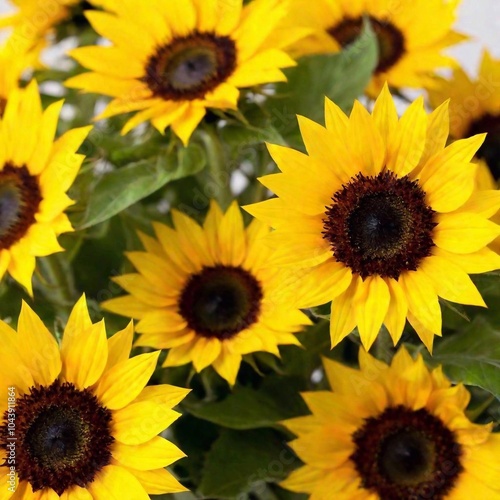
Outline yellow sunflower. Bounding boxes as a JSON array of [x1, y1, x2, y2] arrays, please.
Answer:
[[65, 0, 302, 144], [0, 80, 91, 294], [0, 42, 38, 112], [429, 50, 500, 252], [245, 85, 500, 352], [281, 0, 465, 96], [0, 0, 112, 63], [102, 201, 311, 386], [0, 295, 189, 499], [281, 347, 500, 499]]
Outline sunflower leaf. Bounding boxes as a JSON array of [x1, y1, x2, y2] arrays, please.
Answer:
[[264, 19, 378, 143], [427, 316, 500, 399], [199, 428, 301, 499], [70, 143, 206, 230]]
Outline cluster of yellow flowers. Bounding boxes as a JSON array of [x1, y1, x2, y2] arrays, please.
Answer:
[[0, 0, 499, 499]]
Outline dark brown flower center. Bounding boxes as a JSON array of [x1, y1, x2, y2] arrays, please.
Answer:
[[466, 112, 500, 181], [0, 164, 42, 250], [144, 32, 237, 101], [323, 171, 436, 279], [350, 405, 463, 499], [0, 380, 114, 495], [178, 265, 263, 340], [328, 16, 405, 74]]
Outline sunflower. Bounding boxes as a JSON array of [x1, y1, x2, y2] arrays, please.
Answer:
[[65, 0, 302, 144], [0, 0, 112, 61], [102, 201, 311, 385], [429, 50, 500, 252], [245, 85, 500, 351], [280, 347, 500, 499], [0, 81, 91, 294], [0, 295, 189, 499], [281, 0, 465, 96], [0, 42, 38, 113]]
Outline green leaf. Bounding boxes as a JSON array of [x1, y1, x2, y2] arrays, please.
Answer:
[[183, 376, 309, 430], [265, 20, 378, 142], [427, 317, 500, 399], [71, 143, 206, 229], [199, 428, 301, 499]]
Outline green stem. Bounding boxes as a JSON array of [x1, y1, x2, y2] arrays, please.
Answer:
[[35, 254, 78, 321], [199, 126, 232, 209]]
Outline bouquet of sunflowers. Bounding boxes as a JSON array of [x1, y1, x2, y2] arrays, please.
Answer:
[[0, 0, 499, 499]]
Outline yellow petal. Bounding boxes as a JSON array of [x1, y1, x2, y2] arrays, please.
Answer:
[[354, 276, 390, 350], [105, 321, 134, 372], [135, 310, 187, 334], [7, 245, 35, 295], [60, 485, 93, 499], [112, 436, 185, 470], [420, 155, 476, 213], [433, 246, 500, 274], [212, 348, 241, 385], [95, 351, 160, 410], [418, 100, 450, 168], [133, 384, 191, 408], [62, 294, 92, 353], [126, 251, 184, 292], [217, 201, 247, 266], [215, 0, 242, 34], [399, 271, 442, 335], [347, 101, 385, 175], [407, 312, 437, 353], [63, 321, 108, 389], [434, 213, 500, 253], [113, 401, 180, 445], [383, 279, 408, 345], [88, 465, 149, 500], [371, 83, 398, 149], [191, 337, 222, 372], [29, 100, 65, 175], [324, 97, 349, 135], [125, 468, 187, 495], [171, 105, 206, 145], [17, 301, 61, 386], [421, 255, 486, 307], [329, 278, 359, 347], [386, 97, 427, 176], [101, 295, 153, 319]]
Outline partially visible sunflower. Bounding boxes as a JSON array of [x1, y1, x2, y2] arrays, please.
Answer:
[[245, 85, 500, 351], [0, 295, 189, 499], [429, 50, 500, 252], [281, 347, 500, 499], [0, 0, 112, 61], [0, 81, 91, 294], [102, 201, 311, 385], [0, 42, 38, 113], [65, 0, 303, 144], [281, 0, 465, 96]]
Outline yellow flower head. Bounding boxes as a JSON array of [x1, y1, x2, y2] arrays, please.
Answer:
[[282, 0, 465, 96], [0, 0, 112, 50], [0, 295, 189, 498], [65, 0, 301, 144], [281, 347, 500, 499], [102, 201, 311, 386], [428, 50, 500, 253], [0, 81, 91, 294], [245, 85, 500, 352]]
